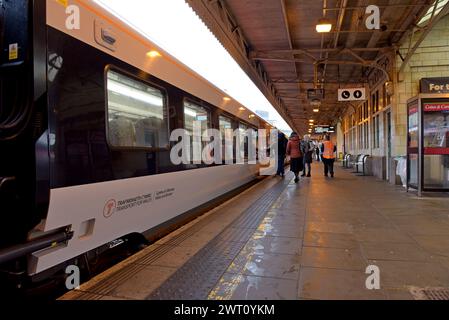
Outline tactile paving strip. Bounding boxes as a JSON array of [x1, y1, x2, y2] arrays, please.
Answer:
[[68, 175, 289, 300], [410, 287, 449, 300], [146, 177, 292, 300]]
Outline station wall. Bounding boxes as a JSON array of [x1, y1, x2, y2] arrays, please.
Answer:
[[337, 15, 449, 183]]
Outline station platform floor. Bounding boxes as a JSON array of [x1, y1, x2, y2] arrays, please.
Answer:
[[61, 162, 449, 300]]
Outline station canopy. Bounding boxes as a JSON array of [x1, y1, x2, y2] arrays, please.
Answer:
[[187, 0, 448, 133]]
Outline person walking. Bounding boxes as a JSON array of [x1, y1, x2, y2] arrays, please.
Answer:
[[321, 135, 337, 178], [315, 142, 321, 162], [301, 135, 314, 177], [286, 132, 303, 183], [276, 131, 288, 177]]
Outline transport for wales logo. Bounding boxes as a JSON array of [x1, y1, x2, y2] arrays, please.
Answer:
[[103, 193, 155, 218], [103, 199, 117, 218]]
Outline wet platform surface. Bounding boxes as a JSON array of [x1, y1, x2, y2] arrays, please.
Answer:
[[61, 163, 449, 300]]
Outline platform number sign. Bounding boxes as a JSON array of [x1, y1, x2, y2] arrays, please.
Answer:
[[338, 88, 366, 101]]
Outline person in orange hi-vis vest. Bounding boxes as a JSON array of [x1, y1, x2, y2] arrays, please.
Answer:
[[320, 135, 337, 178]]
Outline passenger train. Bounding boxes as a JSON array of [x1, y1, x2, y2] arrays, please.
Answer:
[[0, 0, 279, 294]]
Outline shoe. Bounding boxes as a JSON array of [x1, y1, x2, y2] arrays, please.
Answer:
[[294, 177, 299, 183], [307, 174, 311, 177], [301, 174, 306, 177], [331, 173, 334, 178], [324, 174, 328, 177]]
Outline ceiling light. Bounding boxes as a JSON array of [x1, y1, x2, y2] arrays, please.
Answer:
[[316, 18, 332, 33], [223, 97, 231, 101], [146, 50, 161, 58], [313, 109, 320, 113], [309, 119, 315, 122], [249, 114, 255, 119], [239, 107, 246, 111]]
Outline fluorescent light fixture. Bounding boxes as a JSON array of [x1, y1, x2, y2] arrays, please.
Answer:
[[108, 80, 163, 106], [316, 18, 332, 33], [418, 0, 449, 25]]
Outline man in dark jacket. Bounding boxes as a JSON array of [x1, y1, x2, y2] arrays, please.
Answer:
[[301, 135, 314, 177], [276, 131, 288, 177]]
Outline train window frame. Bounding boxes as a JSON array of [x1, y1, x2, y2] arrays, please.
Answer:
[[219, 115, 233, 133], [182, 98, 212, 134], [104, 65, 170, 151]]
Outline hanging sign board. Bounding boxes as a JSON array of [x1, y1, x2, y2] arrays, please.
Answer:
[[338, 88, 366, 101], [307, 89, 325, 100], [420, 78, 449, 93]]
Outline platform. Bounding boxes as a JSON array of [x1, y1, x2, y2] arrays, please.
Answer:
[[61, 163, 449, 300]]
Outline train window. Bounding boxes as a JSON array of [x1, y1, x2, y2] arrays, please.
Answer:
[[219, 116, 233, 162], [239, 122, 249, 160], [106, 69, 169, 149], [219, 116, 232, 137], [184, 101, 209, 135], [184, 101, 210, 162]]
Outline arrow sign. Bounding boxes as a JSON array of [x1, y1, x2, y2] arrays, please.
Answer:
[[338, 88, 366, 101]]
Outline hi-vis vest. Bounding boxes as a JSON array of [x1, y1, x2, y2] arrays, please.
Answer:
[[323, 141, 335, 159]]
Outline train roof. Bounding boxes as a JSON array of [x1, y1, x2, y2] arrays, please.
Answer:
[[47, 0, 279, 131]]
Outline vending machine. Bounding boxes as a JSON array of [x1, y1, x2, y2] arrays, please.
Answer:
[[407, 94, 449, 195]]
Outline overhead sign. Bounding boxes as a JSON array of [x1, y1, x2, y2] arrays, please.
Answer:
[[314, 126, 335, 134], [338, 88, 366, 101], [423, 103, 449, 112], [307, 89, 325, 100], [420, 78, 449, 93]]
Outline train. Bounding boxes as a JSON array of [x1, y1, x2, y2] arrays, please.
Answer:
[[0, 0, 280, 295]]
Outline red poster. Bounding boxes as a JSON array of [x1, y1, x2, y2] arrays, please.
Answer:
[[423, 103, 449, 112], [408, 106, 418, 115]]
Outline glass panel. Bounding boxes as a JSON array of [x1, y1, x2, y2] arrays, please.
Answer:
[[219, 116, 233, 162], [423, 105, 449, 148], [239, 123, 249, 159], [219, 116, 232, 135], [184, 101, 209, 163], [184, 101, 209, 135], [408, 102, 419, 149], [424, 155, 449, 189], [409, 153, 419, 188], [107, 70, 168, 148]]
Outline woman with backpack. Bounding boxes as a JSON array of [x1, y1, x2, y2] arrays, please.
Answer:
[[301, 135, 314, 177], [286, 132, 303, 183]]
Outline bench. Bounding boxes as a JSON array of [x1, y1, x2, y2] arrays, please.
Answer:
[[342, 153, 351, 168], [352, 154, 370, 176]]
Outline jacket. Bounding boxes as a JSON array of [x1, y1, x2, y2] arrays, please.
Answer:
[[301, 140, 314, 163], [278, 133, 288, 156], [321, 141, 337, 159], [287, 136, 302, 159]]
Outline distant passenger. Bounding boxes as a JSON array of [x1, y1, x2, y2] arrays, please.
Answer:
[[315, 142, 321, 162], [287, 132, 303, 183], [276, 131, 288, 177], [301, 135, 314, 177], [321, 135, 336, 178]]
